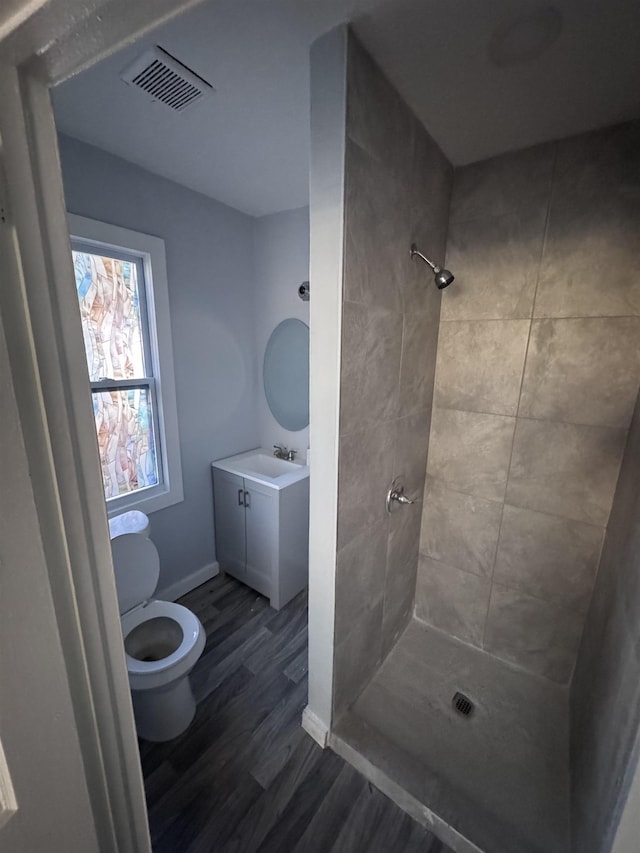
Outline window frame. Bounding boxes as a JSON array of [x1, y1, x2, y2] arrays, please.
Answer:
[[68, 213, 183, 516]]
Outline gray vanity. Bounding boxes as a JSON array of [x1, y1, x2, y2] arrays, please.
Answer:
[[212, 450, 309, 609]]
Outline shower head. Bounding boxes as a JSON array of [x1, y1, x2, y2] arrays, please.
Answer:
[[410, 243, 454, 289], [434, 268, 455, 289]]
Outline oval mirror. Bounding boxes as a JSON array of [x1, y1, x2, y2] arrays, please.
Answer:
[[263, 319, 309, 431]]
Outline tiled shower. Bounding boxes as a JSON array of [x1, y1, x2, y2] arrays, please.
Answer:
[[318, 25, 640, 853], [418, 123, 640, 685]]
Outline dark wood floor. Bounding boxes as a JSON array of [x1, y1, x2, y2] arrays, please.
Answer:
[[139, 573, 449, 852]]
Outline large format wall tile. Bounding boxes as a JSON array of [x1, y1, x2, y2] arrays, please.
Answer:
[[340, 300, 403, 435], [398, 308, 440, 416], [381, 546, 419, 657], [535, 198, 640, 318], [343, 139, 404, 312], [570, 391, 640, 853], [338, 421, 396, 549], [335, 523, 389, 640], [506, 418, 625, 526], [346, 32, 414, 186], [442, 207, 547, 321], [421, 479, 502, 577], [434, 319, 529, 416], [520, 317, 640, 428], [334, 599, 384, 712], [394, 411, 432, 499], [388, 502, 422, 578], [484, 584, 583, 683], [552, 120, 640, 212], [427, 407, 515, 501], [449, 143, 555, 224], [494, 505, 603, 613], [415, 555, 491, 646], [334, 32, 449, 717], [418, 121, 640, 685]]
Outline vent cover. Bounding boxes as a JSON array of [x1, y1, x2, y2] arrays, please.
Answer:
[[120, 46, 214, 112], [452, 691, 475, 718]]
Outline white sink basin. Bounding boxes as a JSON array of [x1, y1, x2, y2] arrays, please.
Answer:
[[212, 448, 309, 490], [240, 453, 299, 478]]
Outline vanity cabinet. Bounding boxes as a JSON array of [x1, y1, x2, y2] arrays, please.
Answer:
[[212, 452, 309, 610]]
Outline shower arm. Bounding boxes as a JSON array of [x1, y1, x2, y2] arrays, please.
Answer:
[[409, 243, 441, 272]]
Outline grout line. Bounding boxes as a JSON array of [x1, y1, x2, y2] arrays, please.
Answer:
[[425, 474, 608, 529], [529, 143, 559, 332], [439, 312, 640, 323], [566, 525, 608, 690], [481, 146, 557, 647], [448, 200, 549, 229], [480, 580, 495, 652], [410, 612, 572, 690], [429, 404, 630, 435], [418, 551, 594, 618]]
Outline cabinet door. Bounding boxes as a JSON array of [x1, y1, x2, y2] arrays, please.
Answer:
[[244, 480, 278, 602], [212, 468, 246, 581]]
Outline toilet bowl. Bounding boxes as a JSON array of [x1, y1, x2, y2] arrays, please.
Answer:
[[110, 527, 205, 742]]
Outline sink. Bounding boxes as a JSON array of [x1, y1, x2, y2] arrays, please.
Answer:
[[240, 453, 299, 478], [212, 448, 309, 490]]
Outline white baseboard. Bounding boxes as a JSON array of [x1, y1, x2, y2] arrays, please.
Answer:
[[301, 705, 329, 748], [158, 561, 219, 602]]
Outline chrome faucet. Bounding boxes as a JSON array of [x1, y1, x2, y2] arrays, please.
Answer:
[[273, 445, 297, 462]]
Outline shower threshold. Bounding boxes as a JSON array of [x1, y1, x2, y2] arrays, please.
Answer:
[[331, 619, 570, 853]]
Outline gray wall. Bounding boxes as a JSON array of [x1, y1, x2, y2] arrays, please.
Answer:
[[59, 134, 258, 591], [416, 121, 640, 684], [253, 206, 310, 454], [333, 33, 452, 715], [571, 388, 640, 853]]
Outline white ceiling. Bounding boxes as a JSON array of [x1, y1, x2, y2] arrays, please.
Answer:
[[53, 0, 640, 217]]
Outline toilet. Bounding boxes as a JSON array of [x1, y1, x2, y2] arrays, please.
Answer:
[[110, 515, 205, 742], [108, 509, 151, 540]]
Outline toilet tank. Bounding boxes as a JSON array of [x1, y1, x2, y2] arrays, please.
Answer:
[[108, 510, 150, 540]]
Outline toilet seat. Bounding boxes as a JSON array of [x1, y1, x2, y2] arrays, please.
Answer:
[[111, 532, 205, 692], [109, 520, 205, 740], [122, 599, 205, 691]]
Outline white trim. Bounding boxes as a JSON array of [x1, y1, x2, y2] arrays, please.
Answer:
[[0, 738, 18, 831], [0, 3, 212, 852], [157, 562, 219, 603], [0, 65, 151, 853], [306, 25, 347, 734], [67, 213, 184, 517], [329, 732, 484, 853], [301, 706, 329, 748]]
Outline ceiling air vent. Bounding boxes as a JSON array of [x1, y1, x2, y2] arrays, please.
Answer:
[[120, 46, 214, 112]]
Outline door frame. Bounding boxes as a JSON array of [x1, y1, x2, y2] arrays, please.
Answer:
[[0, 1, 207, 849]]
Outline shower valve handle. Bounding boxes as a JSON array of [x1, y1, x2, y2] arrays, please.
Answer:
[[386, 479, 418, 513]]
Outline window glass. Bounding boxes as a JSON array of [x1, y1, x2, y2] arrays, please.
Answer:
[[92, 386, 158, 499], [69, 214, 183, 515], [73, 250, 146, 381]]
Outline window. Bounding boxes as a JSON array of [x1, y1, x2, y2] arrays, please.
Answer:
[[69, 214, 183, 516]]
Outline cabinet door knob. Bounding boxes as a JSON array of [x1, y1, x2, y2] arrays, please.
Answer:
[[244, 490, 251, 508], [238, 488, 244, 507]]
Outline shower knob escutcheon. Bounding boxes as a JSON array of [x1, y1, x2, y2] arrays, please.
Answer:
[[386, 478, 419, 513]]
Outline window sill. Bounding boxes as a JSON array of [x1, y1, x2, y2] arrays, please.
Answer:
[[106, 481, 183, 519]]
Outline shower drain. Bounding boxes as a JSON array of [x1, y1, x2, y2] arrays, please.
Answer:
[[452, 691, 475, 718]]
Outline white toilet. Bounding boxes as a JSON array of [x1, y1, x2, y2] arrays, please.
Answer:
[[110, 514, 205, 742]]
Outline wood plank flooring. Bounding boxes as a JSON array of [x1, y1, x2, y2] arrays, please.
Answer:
[[139, 573, 451, 852]]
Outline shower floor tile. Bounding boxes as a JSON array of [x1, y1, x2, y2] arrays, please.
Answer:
[[332, 618, 570, 853]]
